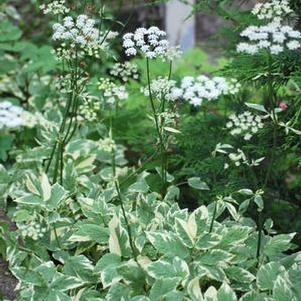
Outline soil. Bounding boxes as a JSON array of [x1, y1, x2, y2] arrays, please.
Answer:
[[0, 210, 17, 301]]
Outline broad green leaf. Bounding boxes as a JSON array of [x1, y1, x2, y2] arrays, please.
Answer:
[[40, 173, 51, 201], [254, 195, 264, 212], [225, 266, 255, 284], [14, 194, 43, 206], [117, 260, 145, 292], [257, 262, 284, 291], [198, 264, 226, 282], [187, 277, 204, 301], [146, 231, 189, 259], [47, 183, 65, 210], [240, 291, 268, 301], [63, 255, 96, 283], [109, 215, 131, 257], [146, 257, 189, 280], [196, 233, 222, 250], [95, 254, 122, 289], [264, 233, 296, 259], [273, 274, 295, 301], [69, 223, 109, 244], [106, 283, 130, 301], [217, 282, 237, 301], [175, 218, 195, 248], [204, 286, 218, 301], [188, 177, 210, 190], [129, 178, 149, 193], [245, 103, 267, 113], [218, 226, 251, 248], [198, 249, 233, 265], [149, 277, 180, 301]]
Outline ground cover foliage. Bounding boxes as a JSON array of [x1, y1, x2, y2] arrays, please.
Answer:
[[0, 0, 300, 300]]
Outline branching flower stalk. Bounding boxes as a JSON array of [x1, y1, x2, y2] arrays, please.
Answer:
[[146, 58, 172, 193], [46, 49, 83, 184], [109, 116, 138, 261]]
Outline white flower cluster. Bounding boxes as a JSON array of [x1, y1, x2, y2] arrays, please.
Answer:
[[78, 93, 100, 122], [252, 0, 293, 23], [18, 220, 47, 241], [237, 22, 301, 55], [0, 101, 25, 129], [99, 137, 116, 153], [109, 62, 139, 82], [40, 0, 70, 15], [213, 143, 265, 169], [227, 79, 242, 95], [226, 111, 264, 140], [52, 15, 118, 57], [123, 27, 179, 60], [142, 77, 176, 100], [98, 78, 128, 105], [169, 75, 230, 106]]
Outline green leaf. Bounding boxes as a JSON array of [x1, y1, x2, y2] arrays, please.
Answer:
[[245, 103, 267, 113], [264, 233, 296, 259], [117, 260, 145, 292], [218, 226, 251, 248], [225, 266, 255, 284], [129, 178, 149, 193], [187, 278, 204, 301], [273, 274, 295, 301], [69, 223, 109, 244], [254, 195, 264, 212], [217, 282, 237, 301], [63, 255, 96, 283], [14, 209, 31, 222], [109, 215, 131, 257], [146, 231, 189, 259], [107, 283, 130, 301], [196, 233, 222, 250], [0, 134, 14, 160], [146, 257, 189, 280], [198, 265, 226, 282], [198, 249, 233, 266], [14, 194, 43, 206], [95, 254, 122, 289], [175, 217, 195, 248], [47, 183, 65, 210], [257, 262, 284, 291], [40, 173, 51, 201], [149, 277, 180, 301], [188, 177, 210, 190]]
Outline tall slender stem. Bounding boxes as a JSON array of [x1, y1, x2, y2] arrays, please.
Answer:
[[146, 58, 167, 192], [209, 200, 217, 233], [256, 210, 263, 265]]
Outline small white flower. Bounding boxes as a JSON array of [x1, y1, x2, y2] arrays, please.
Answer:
[[237, 22, 301, 55], [122, 27, 178, 60]]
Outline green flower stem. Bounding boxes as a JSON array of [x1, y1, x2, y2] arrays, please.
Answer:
[[209, 199, 218, 233], [112, 144, 138, 261], [146, 58, 167, 193], [256, 210, 263, 265]]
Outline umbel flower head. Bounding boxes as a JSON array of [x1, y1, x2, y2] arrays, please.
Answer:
[[109, 62, 139, 82], [237, 22, 301, 55], [226, 111, 264, 141], [123, 26, 180, 60], [40, 0, 70, 15], [0, 101, 25, 129], [169, 75, 233, 106], [142, 77, 176, 100], [98, 78, 128, 105], [252, 0, 293, 23], [52, 15, 118, 57]]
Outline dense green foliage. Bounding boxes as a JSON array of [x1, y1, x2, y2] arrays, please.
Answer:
[[0, 0, 300, 301]]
